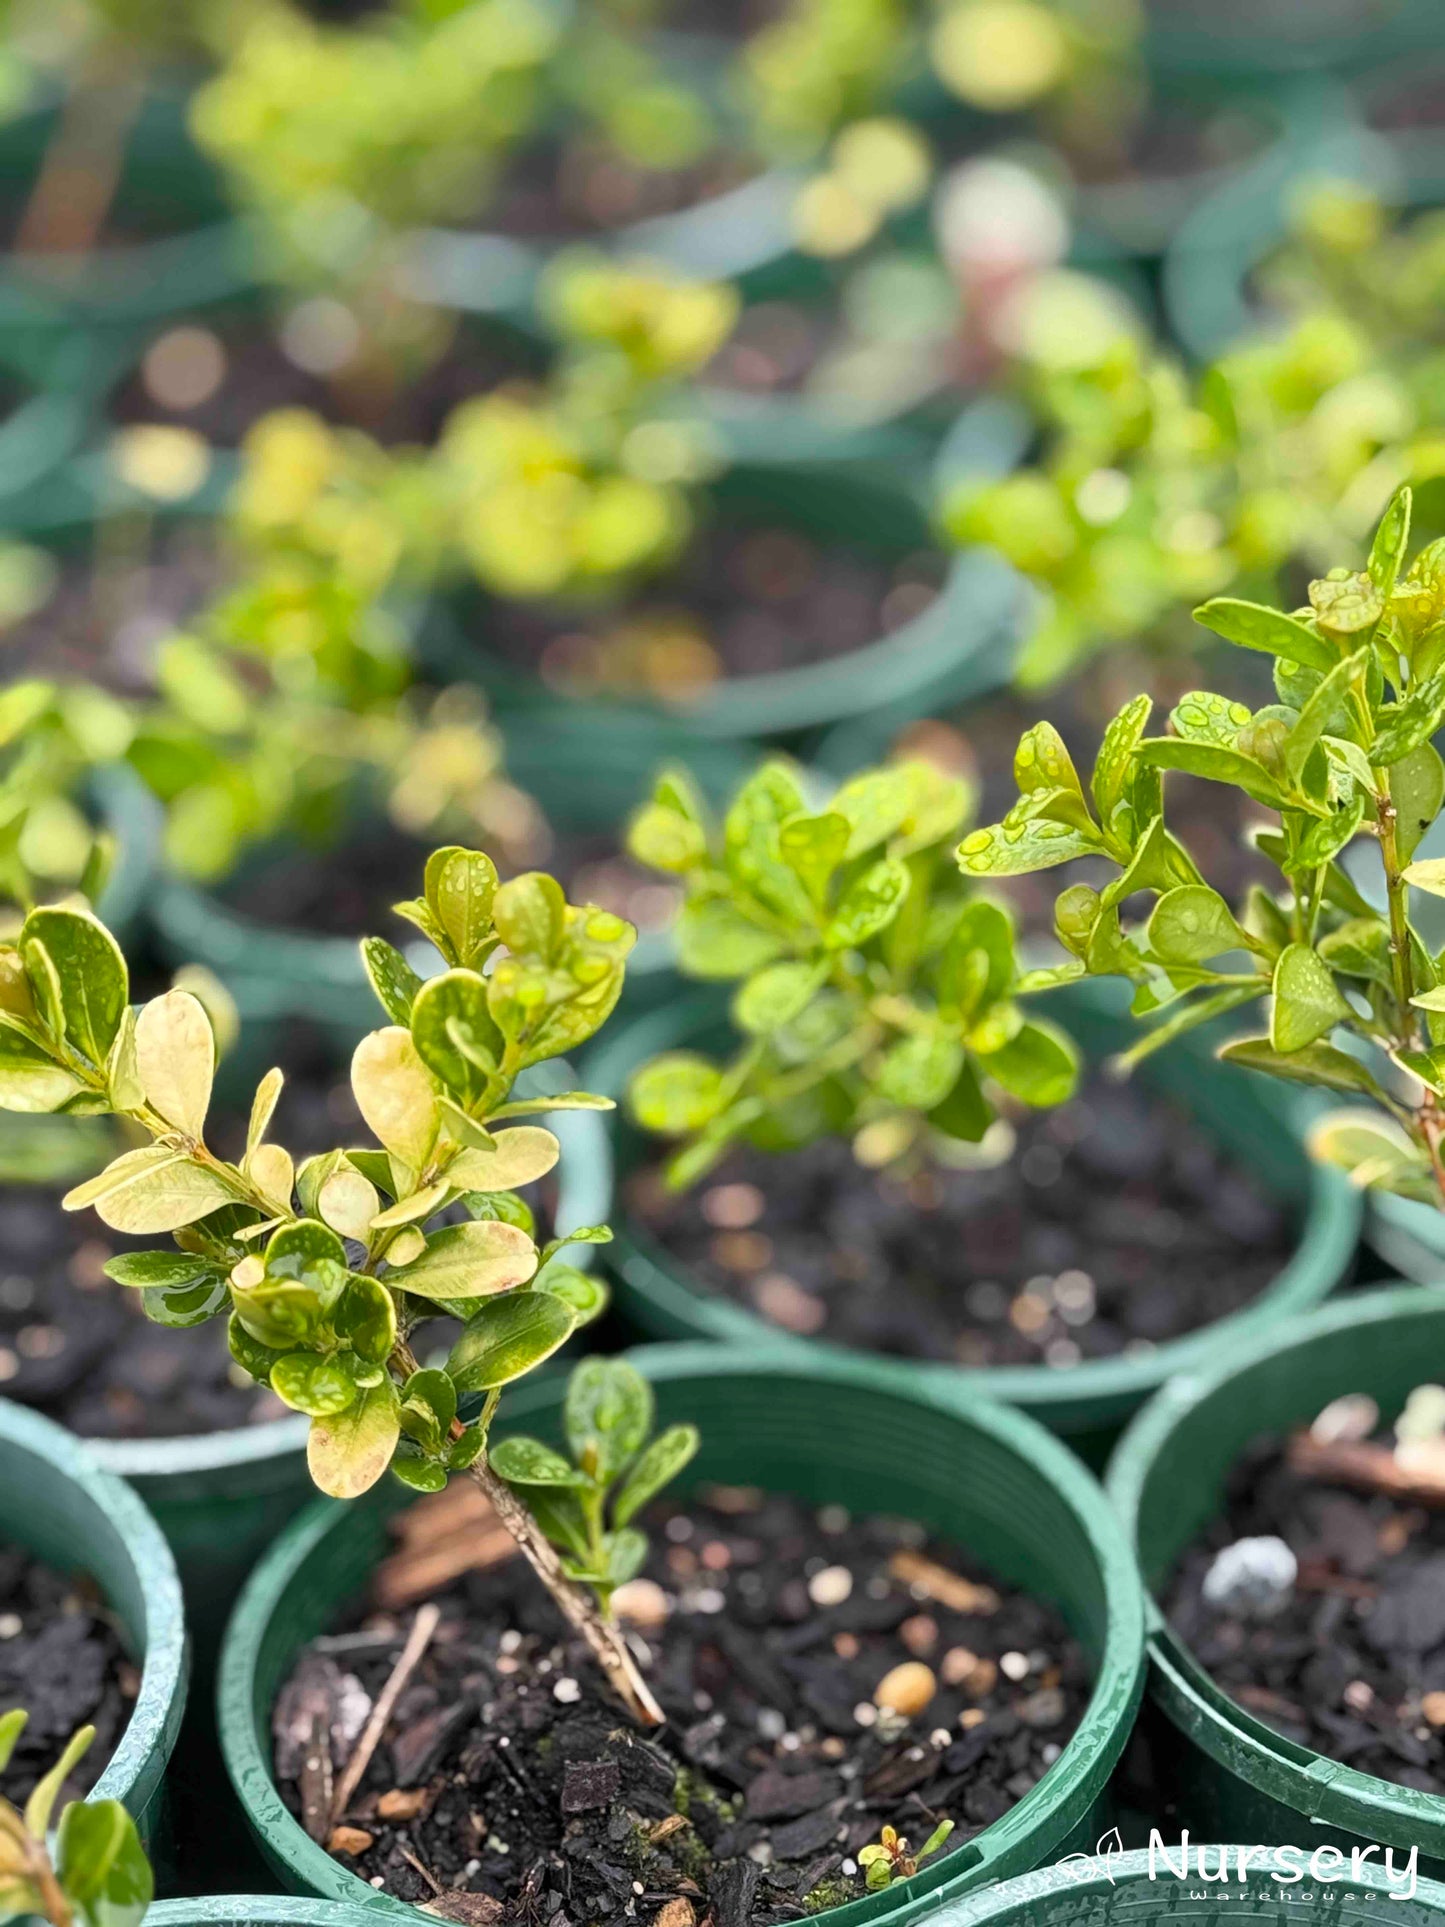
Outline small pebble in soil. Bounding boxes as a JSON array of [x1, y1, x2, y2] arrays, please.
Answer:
[[274, 1490, 1090, 1926], [628, 1071, 1293, 1369], [1169, 1432, 1445, 1792], [0, 1545, 134, 1805], [1200, 1537, 1298, 1620]]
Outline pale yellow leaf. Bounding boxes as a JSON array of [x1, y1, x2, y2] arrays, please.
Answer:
[[384, 1218, 537, 1300], [386, 1227, 426, 1266], [65, 1144, 234, 1233], [351, 1027, 440, 1172], [307, 1381, 400, 1499], [247, 1142, 295, 1214], [317, 1166, 381, 1241], [231, 1255, 264, 1288], [135, 990, 215, 1138], [369, 1181, 449, 1231], [248, 1067, 284, 1153], [445, 1126, 560, 1192]]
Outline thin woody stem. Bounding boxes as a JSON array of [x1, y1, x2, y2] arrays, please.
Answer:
[[390, 1341, 663, 1726], [1375, 771, 1416, 1044]]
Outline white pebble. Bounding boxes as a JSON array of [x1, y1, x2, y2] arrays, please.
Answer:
[[852, 1702, 878, 1727], [0, 1614, 21, 1639], [808, 1565, 854, 1608], [757, 1708, 786, 1740], [1202, 1536, 1298, 1620], [1000, 1651, 1030, 1681], [553, 1678, 582, 1704]]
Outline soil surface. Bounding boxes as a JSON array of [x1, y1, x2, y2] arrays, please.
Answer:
[[1165, 1435, 1445, 1794], [490, 137, 754, 242], [0, 1544, 135, 1805], [0, 1025, 359, 1441], [274, 1486, 1089, 1925], [480, 520, 946, 703], [627, 1071, 1294, 1364]]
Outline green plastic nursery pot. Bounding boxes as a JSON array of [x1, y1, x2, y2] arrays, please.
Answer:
[[0, 1398, 186, 1847], [1366, 1190, 1445, 1285], [935, 1845, 1445, 1925], [149, 1905, 400, 1927], [422, 415, 1026, 753], [81, 1096, 609, 1664], [585, 977, 1361, 1464], [217, 1343, 1146, 1924], [1161, 112, 1445, 361], [1107, 1286, 1445, 1875]]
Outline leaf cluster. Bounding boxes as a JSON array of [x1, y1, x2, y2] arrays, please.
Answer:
[[0, 1716, 151, 1927], [965, 486, 1445, 1208], [626, 756, 1080, 1187]]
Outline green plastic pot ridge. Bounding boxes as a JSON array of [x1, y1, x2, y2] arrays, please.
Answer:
[[585, 975, 1360, 1463], [934, 1845, 1445, 1925], [217, 1342, 1146, 1925], [82, 1093, 610, 1664], [149, 1904, 407, 1927], [1107, 1285, 1445, 1872], [0, 1398, 186, 1846]]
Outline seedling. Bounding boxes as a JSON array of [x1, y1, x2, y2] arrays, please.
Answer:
[[626, 757, 1079, 1188], [0, 844, 687, 1725], [857, 1819, 955, 1891], [961, 486, 1445, 1216], [0, 1716, 150, 1927]]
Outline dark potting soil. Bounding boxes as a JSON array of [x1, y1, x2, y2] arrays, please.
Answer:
[[0, 1026, 362, 1440], [1164, 1436, 1445, 1794], [481, 521, 947, 704], [224, 815, 670, 943], [628, 1071, 1293, 1364], [489, 137, 754, 242], [0, 1543, 135, 1805], [274, 1487, 1089, 1925]]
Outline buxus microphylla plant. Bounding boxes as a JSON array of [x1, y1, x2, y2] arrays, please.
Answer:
[[624, 758, 1080, 1187], [959, 485, 1445, 1209], [0, 846, 696, 1725], [0, 1716, 150, 1927]]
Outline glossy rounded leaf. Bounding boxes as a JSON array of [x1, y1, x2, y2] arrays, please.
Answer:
[[335, 1274, 398, 1363], [612, 1423, 700, 1527], [351, 1025, 440, 1174], [490, 1436, 588, 1486], [565, 1358, 652, 1482], [386, 1218, 537, 1301], [446, 1126, 560, 1191], [307, 1377, 401, 1499], [271, 1351, 360, 1418], [447, 1291, 576, 1393], [135, 988, 214, 1138]]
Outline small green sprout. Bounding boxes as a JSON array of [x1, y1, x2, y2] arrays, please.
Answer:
[[492, 1357, 699, 1616], [0, 1716, 151, 1927], [857, 1819, 955, 1891]]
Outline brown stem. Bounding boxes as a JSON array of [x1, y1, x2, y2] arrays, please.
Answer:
[[390, 1341, 663, 1727], [1375, 773, 1416, 1044], [17, 66, 143, 260]]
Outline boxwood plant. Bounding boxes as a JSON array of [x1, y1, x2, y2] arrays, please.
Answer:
[[960, 486, 1445, 1211], [0, 1715, 149, 1927], [0, 845, 695, 1725], [626, 756, 1080, 1186]]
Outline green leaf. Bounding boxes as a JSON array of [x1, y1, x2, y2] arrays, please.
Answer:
[[1111, 983, 1265, 1071], [264, 1217, 348, 1283], [62, 1144, 233, 1233], [1391, 743, 1445, 863], [0, 1707, 25, 1774], [1284, 793, 1367, 873], [351, 1026, 441, 1174], [1309, 1109, 1433, 1199], [1369, 486, 1412, 597], [490, 1436, 589, 1486], [103, 1251, 213, 1288], [391, 1454, 448, 1493], [1014, 721, 1083, 801], [732, 961, 820, 1037], [386, 1219, 536, 1301], [307, 1377, 401, 1500], [271, 1352, 360, 1418], [980, 1019, 1080, 1107], [1168, 690, 1252, 750], [612, 1423, 699, 1527], [1147, 886, 1249, 965], [876, 1032, 964, 1111], [0, 1019, 83, 1112], [958, 816, 1098, 878], [20, 906, 128, 1066], [447, 1291, 576, 1393], [1406, 858, 1445, 898], [604, 1526, 647, 1588], [675, 898, 787, 979], [25, 1723, 94, 1837], [55, 1796, 152, 1927], [1284, 649, 1368, 780], [534, 1263, 608, 1325], [776, 810, 849, 903], [1219, 1035, 1391, 1101], [1091, 694, 1153, 822], [427, 848, 499, 968], [824, 857, 909, 950], [142, 1275, 229, 1329], [448, 1423, 487, 1470], [400, 1367, 456, 1452], [493, 871, 565, 962], [1193, 597, 1336, 672], [938, 899, 1015, 1017], [627, 800, 707, 874], [1270, 943, 1352, 1052], [361, 937, 423, 1025], [409, 969, 497, 1107], [231, 1278, 324, 1350], [1132, 737, 1289, 811], [1318, 915, 1393, 985], [488, 1091, 615, 1119], [566, 1357, 652, 1483], [629, 1052, 725, 1135], [1310, 571, 1383, 639], [829, 766, 916, 857]]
